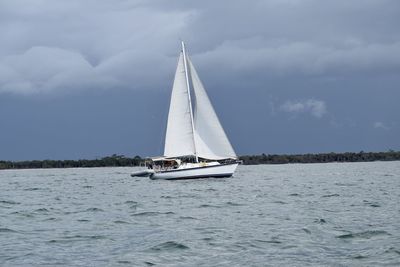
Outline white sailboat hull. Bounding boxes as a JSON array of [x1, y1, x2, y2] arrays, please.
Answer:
[[150, 163, 238, 180]]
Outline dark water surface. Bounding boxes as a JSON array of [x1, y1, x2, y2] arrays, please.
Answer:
[[1, 162, 400, 266]]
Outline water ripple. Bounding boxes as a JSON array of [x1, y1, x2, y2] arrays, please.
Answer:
[[148, 241, 189, 251], [48, 235, 107, 243], [336, 230, 389, 239], [0, 200, 20, 205], [113, 220, 130, 224], [131, 211, 174, 217], [322, 193, 340, 198], [1, 162, 399, 266], [85, 207, 104, 212], [0, 227, 19, 233]]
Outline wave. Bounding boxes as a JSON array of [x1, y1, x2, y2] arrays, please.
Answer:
[[114, 220, 130, 224], [314, 218, 327, 224], [0, 200, 20, 205], [10, 211, 34, 218], [124, 200, 139, 209], [198, 204, 221, 208], [322, 193, 340, 198], [0, 227, 18, 233], [179, 216, 198, 220], [336, 230, 389, 239], [66, 234, 106, 240], [117, 260, 132, 264], [48, 235, 107, 243], [34, 208, 49, 213], [363, 200, 381, 207], [149, 241, 189, 251], [254, 238, 282, 244], [352, 255, 368, 259], [273, 200, 288, 204], [131, 211, 174, 217], [85, 207, 104, 212], [23, 187, 41, 191], [43, 217, 59, 221], [225, 201, 245, 206], [334, 183, 357, 187], [385, 247, 400, 255]]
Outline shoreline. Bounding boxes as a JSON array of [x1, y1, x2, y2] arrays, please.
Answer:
[[1, 151, 399, 170]]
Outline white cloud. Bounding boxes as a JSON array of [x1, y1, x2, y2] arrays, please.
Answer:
[[280, 99, 327, 118], [373, 121, 390, 130]]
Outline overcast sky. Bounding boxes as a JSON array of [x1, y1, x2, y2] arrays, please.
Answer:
[[0, 0, 399, 160]]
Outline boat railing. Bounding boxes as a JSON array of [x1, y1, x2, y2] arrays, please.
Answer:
[[151, 165, 178, 172]]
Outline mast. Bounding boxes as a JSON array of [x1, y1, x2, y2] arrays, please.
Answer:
[[181, 41, 198, 162]]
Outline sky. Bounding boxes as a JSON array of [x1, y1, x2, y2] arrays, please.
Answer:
[[0, 0, 399, 160]]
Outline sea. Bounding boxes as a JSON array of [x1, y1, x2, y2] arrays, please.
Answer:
[[1, 161, 399, 266]]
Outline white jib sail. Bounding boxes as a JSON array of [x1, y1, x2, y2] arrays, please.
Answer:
[[188, 57, 237, 160], [164, 53, 196, 157]]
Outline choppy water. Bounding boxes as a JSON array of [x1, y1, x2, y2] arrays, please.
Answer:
[[1, 161, 400, 266]]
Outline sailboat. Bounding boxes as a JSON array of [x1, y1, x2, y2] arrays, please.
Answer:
[[132, 42, 240, 180]]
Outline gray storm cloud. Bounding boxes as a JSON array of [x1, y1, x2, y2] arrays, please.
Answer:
[[1, 0, 400, 94]]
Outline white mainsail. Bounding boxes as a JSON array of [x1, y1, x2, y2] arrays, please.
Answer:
[[164, 42, 236, 160], [164, 52, 196, 157]]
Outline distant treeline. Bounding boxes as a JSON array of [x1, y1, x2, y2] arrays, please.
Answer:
[[0, 155, 143, 170], [240, 150, 400, 165], [1, 151, 399, 170]]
